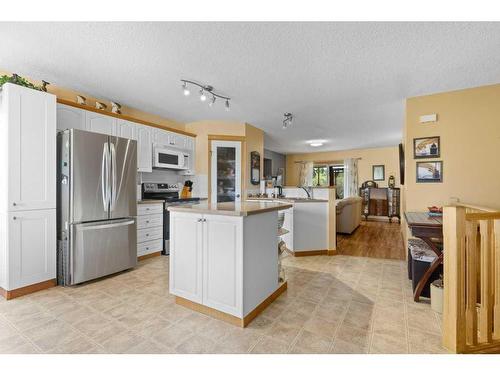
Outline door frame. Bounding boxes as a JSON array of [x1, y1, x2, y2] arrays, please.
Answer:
[[208, 135, 246, 204]]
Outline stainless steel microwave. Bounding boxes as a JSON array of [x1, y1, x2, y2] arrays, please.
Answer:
[[153, 146, 188, 170]]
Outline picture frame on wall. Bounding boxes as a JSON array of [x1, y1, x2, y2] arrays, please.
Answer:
[[372, 165, 385, 181], [413, 136, 440, 158], [416, 161, 443, 183], [250, 151, 261, 185]]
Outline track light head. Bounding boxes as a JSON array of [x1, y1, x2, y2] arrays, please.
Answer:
[[225, 99, 230, 111], [182, 81, 190, 96], [209, 96, 216, 107], [199, 89, 207, 102]]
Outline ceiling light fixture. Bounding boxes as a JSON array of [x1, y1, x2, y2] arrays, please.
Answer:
[[308, 140, 326, 147], [282, 113, 293, 129], [181, 79, 231, 110], [182, 81, 190, 96]]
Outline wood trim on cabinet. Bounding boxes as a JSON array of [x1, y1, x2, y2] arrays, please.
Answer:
[[57, 98, 197, 137], [0, 279, 56, 300], [207, 135, 246, 142], [293, 250, 329, 257], [137, 251, 162, 261], [242, 281, 287, 326], [175, 281, 287, 328]]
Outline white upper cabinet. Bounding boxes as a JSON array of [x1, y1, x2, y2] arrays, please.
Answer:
[[168, 131, 186, 149], [1, 84, 56, 212], [153, 128, 170, 146], [116, 119, 137, 140], [57, 104, 86, 131], [136, 125, 153, 173], [85, 111, 117, 136]]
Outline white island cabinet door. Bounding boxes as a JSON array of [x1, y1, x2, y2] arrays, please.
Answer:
[[202, 214, 243, 317], [8, 209, 56, 289], [6, 84, 56, 211], [56, 104, 86, 131], [85, 111, 117, 135], [136, 125, 152, 172], [169, 212, 203, 303]]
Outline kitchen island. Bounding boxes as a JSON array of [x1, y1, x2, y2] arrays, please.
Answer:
[[168, 201, 292, 327]]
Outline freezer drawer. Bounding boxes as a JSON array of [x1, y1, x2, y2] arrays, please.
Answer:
[[70, 218, 137, 284]]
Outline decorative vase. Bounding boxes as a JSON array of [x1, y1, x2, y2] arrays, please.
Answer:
[[76, 95, 86, 105], [95, 101, 107, 110], [110, 101, 122, 114], [388, 175, 395, 188]]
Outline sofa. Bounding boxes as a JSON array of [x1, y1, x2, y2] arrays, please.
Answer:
[[336, 196, 363, 234]]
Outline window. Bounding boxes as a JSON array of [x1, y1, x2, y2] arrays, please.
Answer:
[[329, 165, 345, 199], [312, 166, 328, 187]]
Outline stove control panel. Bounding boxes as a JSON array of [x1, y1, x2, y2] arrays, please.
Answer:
[[143, 183, 180, 192]]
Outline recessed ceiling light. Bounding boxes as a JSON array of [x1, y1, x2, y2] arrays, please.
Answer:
[[308, 140, 326, 147]]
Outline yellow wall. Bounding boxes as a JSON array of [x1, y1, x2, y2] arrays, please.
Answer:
[[404, 83, 500, 212], [244, 123, 265, 190], [285, 146, 400, 188], [184, 120, 264, 197], [0, 69, 185, 132]]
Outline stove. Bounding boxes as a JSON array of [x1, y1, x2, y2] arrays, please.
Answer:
[[141, 183, 201, 254]]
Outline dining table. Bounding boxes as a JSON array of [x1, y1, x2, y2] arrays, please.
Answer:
[[404, 211, 444, 302]]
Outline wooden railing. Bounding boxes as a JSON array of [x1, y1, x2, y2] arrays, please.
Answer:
[[443, 203, 500, 353]]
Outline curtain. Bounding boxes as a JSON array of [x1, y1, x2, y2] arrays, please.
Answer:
[[344, 158, 359, 197]]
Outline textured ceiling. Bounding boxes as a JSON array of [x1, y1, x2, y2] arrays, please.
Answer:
[[1, 22, 500, 153]]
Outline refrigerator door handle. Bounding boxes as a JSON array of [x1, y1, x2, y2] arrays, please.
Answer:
[[79, 219, 135, 231], [110, 142, 117, 211], [101, 143, 110, 212]]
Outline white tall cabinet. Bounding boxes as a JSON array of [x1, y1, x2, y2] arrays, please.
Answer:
[[0, 83, 57, 297]]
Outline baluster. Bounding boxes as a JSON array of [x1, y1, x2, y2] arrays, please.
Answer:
[[465, 220, 478, 346], [479, 220, 494, 343], [493, 219, 500, 340]]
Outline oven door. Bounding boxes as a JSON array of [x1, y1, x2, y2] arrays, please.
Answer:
[[153, 147, 184, 169]]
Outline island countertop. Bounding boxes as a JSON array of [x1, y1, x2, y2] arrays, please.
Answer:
[[167, 201, 293, 216]]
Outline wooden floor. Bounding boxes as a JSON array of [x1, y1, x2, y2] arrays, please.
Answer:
[[337, 220, 405, 260]]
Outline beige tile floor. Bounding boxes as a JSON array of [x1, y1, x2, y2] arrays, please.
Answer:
[[0, 255, 448, 354]]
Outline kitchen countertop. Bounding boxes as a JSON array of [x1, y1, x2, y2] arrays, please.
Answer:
[[246, 197, 329, 203], [137, 199, 165, 204], [167, 201, 293, 216]]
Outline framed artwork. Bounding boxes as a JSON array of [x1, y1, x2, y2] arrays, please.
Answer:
[[416, 161, 443, 183], [372, 165, 385, 181], [413, 136, 440, 158], [250, 151, 260, 185]]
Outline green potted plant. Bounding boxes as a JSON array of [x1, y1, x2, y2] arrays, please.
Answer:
[[0, 73, 48, 91]]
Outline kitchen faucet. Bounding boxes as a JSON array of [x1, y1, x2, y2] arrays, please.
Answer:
[[299, 186, 312, 199]]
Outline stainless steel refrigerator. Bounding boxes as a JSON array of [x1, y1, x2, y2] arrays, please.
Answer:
[[57, 129, 138, 285]]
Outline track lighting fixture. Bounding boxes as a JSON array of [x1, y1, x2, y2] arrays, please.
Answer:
[[283, 113, 293, 129], [181, 79, 231, 110]]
